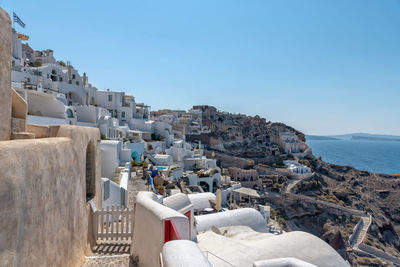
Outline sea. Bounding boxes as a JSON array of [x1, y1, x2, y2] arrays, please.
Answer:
[[306, 139, 400, 175]]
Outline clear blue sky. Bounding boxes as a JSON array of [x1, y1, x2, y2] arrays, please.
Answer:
[[2, 0, 400, 135]]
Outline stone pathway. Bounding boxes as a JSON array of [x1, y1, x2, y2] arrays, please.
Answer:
[[285, 172, 314, 193], [81, 255, 133, 267], [127, 167, 148, 209], [81, 168, 149, 267]]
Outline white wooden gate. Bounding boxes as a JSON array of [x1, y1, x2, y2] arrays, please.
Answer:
[[93, 206, 134, 241]]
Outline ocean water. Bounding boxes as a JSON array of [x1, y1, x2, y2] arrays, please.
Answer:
[[306, 140, 400, 174]]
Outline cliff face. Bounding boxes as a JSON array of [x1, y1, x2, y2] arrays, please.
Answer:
[[193, 105, 400, 265], [299, 157, 400, 258], [193, 105, 304, 164]]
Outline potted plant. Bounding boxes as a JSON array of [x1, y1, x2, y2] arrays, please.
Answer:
[[157, 185, 165, 195]]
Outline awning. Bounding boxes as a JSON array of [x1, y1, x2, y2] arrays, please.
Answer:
[[233, 187, 260, 198]]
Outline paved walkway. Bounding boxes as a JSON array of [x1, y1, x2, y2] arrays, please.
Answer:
[[81, 168, 148, 267], [81, 255, 133, 267], [127, 167, 148, 209], [351, 216, 371, 249]]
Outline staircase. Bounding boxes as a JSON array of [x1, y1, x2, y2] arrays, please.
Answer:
[[353, 216, 371, 249]]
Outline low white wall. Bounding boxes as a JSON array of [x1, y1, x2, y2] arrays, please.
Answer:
[[120, 148, 132, 162], [131, 192, 189, 267], [253, 258, 317, 267], [100, 140, 121, 178], [161, 240, 212, 267], [188, 193, 215, 213], [195, 208, 269, 233], [101, 178, 122, 209], [163, 193, 195, 240]]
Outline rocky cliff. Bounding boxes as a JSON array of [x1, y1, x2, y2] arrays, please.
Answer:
[[193, 105, 304, 165], [193, 105, 400, 266]]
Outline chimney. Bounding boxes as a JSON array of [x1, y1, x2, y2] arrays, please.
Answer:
[[67, 65, 72, 82], [83, 72, 86, 87]]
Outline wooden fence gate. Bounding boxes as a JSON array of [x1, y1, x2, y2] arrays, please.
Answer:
[[93, 206, 134, 241]]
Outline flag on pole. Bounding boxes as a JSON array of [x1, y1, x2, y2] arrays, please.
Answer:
[[13, 12, 25, 28]]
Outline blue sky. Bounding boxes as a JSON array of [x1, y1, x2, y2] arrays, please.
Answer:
[[2, 0, 400, 135]]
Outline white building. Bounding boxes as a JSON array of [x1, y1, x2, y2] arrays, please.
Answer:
[[280, 132, 307, 154], [283, 160, 312, 176]]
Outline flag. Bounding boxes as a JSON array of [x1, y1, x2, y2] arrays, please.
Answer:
[[13, 12, 25, 28]]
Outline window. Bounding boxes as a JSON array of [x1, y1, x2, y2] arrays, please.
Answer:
[[104, 180, 110, 201], [72, 74, 76, 79], [59, 77, 63, 82], [108, 95, 112, 101], [51, 69, 56, 75], [76, 81, 79, 86], [121, 111, 125, 118], [121, 94, 124, 102]]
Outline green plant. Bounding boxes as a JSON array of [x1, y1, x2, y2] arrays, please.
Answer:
[[157, 185, 164, 190], [100, 134, 107, 140]]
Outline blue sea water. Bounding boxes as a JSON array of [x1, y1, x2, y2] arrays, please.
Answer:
[[306, 140, 400, 174]]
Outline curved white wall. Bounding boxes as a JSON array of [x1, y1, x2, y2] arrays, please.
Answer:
[[161, 240, 212, 267], [195, 208, 269, 233], [131, 192, 189, 267]]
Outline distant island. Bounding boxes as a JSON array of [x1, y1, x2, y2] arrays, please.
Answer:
[[306, 133, 400, 142], [305, 135, 339, 141]]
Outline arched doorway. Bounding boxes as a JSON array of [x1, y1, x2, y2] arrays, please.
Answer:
[[86, 141, 96, 201]]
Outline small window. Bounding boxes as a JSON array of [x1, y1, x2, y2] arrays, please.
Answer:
[[59, 76, 63, 82], [51, 69, 56, 75], [108, 95, 112, 101], [76, 81, 79, 86], [27, 78, 30, 83], [121, 111, 125, 118], [72, 74, 76, 79], [104, 180, 110, 200]]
